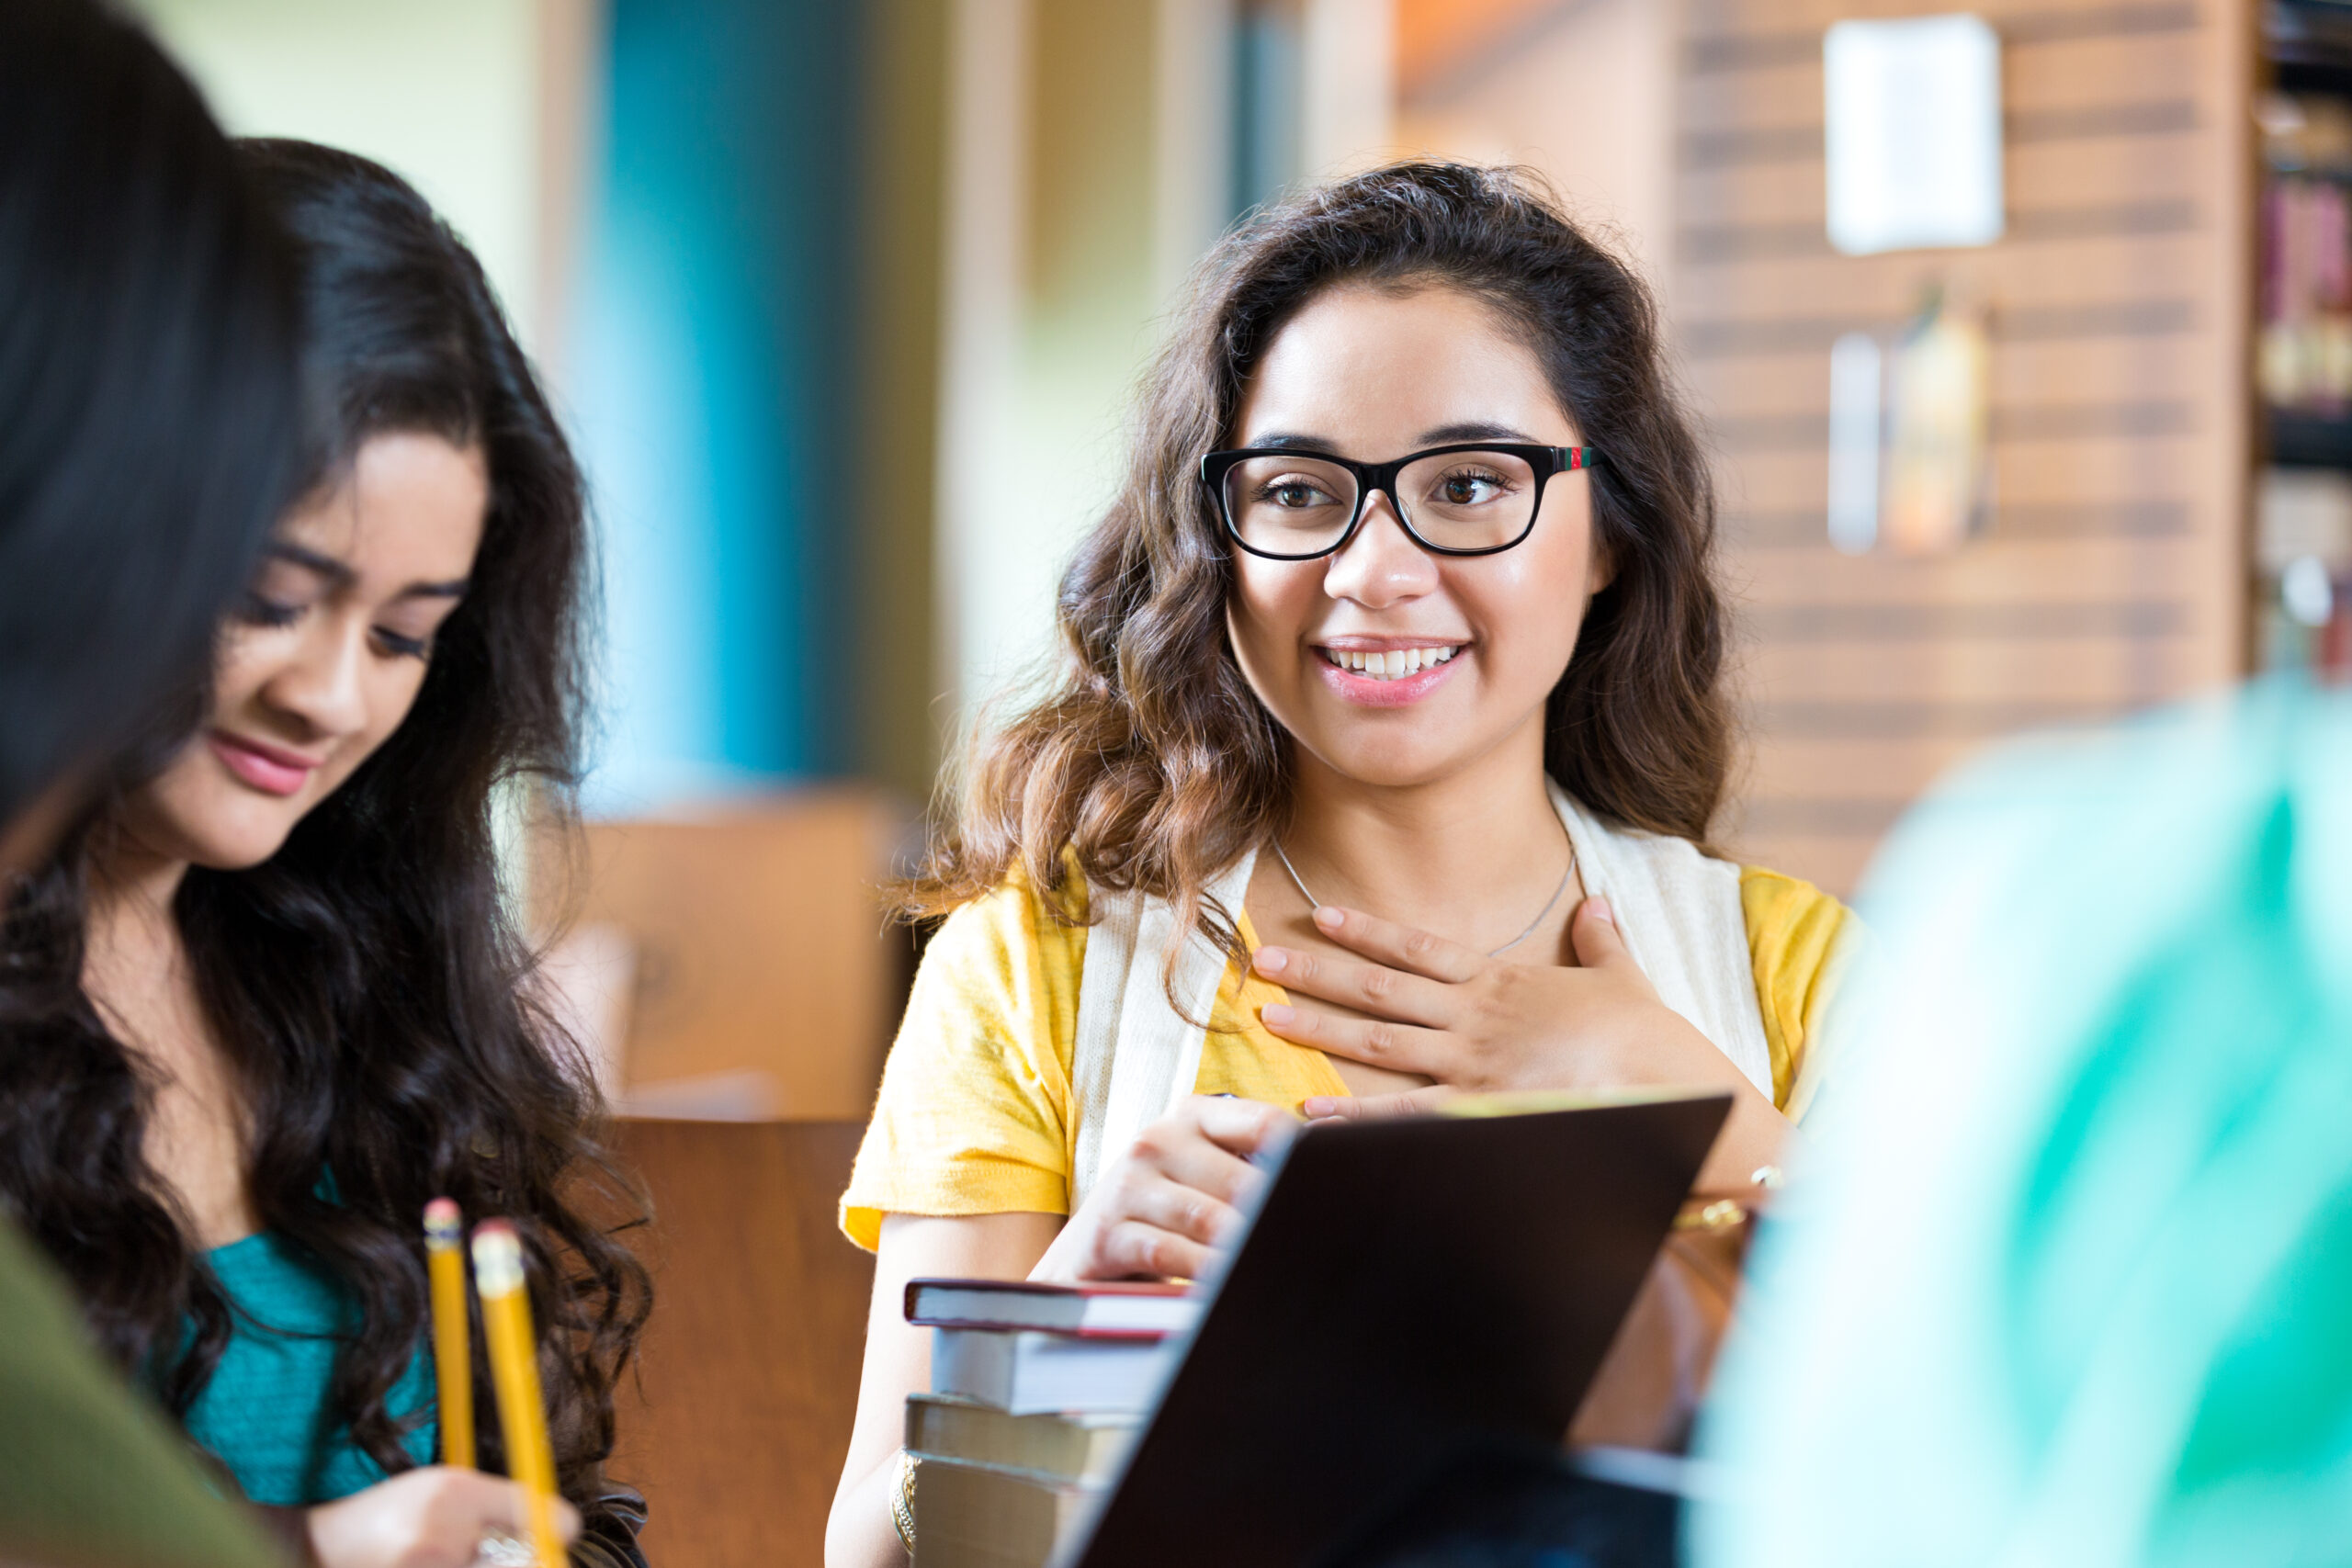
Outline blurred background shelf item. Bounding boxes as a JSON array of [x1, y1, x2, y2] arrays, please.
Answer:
[[2254, 468, 2352, 675], [2266, 408, 2352, 467], [2271, 0, 2352, 84]]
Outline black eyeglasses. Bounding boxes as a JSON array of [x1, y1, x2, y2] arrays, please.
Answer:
[[1202, 442, 1600, 561]]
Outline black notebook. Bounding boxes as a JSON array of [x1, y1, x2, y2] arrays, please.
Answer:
[[1059, 1089, 1732, 1568]]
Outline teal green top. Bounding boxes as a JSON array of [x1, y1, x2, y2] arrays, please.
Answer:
[[181, 1232, 436, 1507]]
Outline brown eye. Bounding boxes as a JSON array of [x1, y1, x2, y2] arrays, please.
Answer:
[[1436, 469, 1509, 507], [1260, 474, 1340, 509]]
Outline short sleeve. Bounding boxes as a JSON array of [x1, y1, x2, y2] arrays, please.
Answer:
[[1739, 867, 1859, 1122], [837, 872, 1089, 1250]]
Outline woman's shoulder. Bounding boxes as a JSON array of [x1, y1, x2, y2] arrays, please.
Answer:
[[1736, 865, 1849, 945], [923, 849, 1092, 986], [842, 852, 1099, 1248], [1736, 864, 1858, 1119], [883, 848, 1110, 1092]]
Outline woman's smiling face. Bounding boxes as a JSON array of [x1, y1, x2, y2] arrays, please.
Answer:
[[117, 432, 487, 872], [1223, 282, 1608, 791]]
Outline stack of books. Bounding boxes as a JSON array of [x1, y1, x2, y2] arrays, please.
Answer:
[[902, 1278, 1199, 1568]]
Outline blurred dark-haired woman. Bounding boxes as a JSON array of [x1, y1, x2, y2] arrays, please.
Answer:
[[0, 140, 650, 1568], [0, 4, 305, 1565], [0, 0, 300, 863]]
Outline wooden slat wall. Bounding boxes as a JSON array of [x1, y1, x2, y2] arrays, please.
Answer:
[[1676, 0, 2254, 894]]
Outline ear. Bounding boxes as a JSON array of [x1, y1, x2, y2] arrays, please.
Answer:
[[1586, 532, 1616, 596], [1577, 465, 1617, 595]]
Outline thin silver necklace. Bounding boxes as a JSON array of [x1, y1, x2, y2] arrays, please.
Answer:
[[1270, 835, 1577, 958]]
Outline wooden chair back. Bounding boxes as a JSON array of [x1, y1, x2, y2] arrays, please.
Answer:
[[537, 790, 908, 1119], [607, 1119, 875, 1567]]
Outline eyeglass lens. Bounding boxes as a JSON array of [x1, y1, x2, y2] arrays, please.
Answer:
[[1222, 449, 1542, 556]]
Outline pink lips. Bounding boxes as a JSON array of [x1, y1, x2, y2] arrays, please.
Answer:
[[1312, 648, 1467, 708], [208, 732, 321, 797]]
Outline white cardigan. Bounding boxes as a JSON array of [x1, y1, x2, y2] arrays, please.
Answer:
[[1066, 783, 1771, 1213]]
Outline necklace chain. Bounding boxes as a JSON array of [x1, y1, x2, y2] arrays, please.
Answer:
[[1270, 835, 1577, 959]]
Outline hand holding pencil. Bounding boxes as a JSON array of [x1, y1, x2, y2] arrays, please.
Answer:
[[303, 1467, 577, 1568]]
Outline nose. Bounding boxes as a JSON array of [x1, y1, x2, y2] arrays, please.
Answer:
[[1321, 489, 1438, 610], [260, 610, 371, 741]]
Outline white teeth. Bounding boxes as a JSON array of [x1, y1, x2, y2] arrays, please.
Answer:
[[1325, 645, 1462, 681]]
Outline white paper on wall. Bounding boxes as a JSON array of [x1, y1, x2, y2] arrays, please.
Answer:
[[1823, 14, 2004, 257]]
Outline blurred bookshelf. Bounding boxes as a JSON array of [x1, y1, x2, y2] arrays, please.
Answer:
[[2258, 0, 2352, 673]]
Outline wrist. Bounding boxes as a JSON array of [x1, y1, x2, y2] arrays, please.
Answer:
[[888, 1450, 918, 1553], [1027, 1215, 1088, 1283]]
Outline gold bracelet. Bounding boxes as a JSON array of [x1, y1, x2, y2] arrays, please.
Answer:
[[889, 1449, 919, 1553]]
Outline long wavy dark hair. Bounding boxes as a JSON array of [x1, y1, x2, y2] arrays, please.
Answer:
[[905, 163, 1730, 958], [0, 140, 650, 1544]]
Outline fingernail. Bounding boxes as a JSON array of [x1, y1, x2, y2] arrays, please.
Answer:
[[1587, 896, 1613, 925], [1260, 1003, 1295, 1027], [1313, 906, 1344, 930], [1252, 947, 1288, 975], [1302, 1097, 1338, 1118]]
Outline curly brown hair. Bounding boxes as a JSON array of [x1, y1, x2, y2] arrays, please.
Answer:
[[906, 162, 1731, 966]]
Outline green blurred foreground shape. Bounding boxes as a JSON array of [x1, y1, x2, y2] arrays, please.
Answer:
[[0, 1216, 280, 1568], [1697, 677, 2352, 1568]]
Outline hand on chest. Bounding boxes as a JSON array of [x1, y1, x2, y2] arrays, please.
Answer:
[[1240, 853, 1586, 1100]]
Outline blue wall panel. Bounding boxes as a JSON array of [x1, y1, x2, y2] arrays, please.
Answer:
[[573, 0, 860, 810]]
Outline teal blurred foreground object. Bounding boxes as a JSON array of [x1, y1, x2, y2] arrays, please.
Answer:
[[1694, 679, 2352, 1568], [0, 1215, 280, 1568]]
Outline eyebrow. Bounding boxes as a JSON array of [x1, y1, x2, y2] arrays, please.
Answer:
[[267, 541, 356, 588], [1243, 422, 1544, 454], [266, 541, 469, 600], [1247, 432, 1344, 455], [1417, 421, 1541, 446]]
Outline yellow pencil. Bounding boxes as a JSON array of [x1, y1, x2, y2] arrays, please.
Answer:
[[423, 1198, 474, 1469], [472, 1221, 562, 1568]]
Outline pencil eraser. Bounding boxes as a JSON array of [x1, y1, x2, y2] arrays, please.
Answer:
[[470, 1220, 525, 1294], [424, 1198, 462, 1247]]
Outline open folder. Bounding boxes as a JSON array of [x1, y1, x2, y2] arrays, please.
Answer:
[[1057, 1089, 1732, 1568]]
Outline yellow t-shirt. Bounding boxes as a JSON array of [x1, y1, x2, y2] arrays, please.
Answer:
[[840, 860, 1852, 1250]]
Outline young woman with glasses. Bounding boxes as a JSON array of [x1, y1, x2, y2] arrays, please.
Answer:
[[827, 162, 1855, 1566]]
